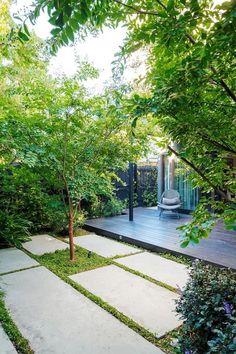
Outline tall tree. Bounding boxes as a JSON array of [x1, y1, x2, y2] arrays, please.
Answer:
[[10, 0, 236, 245]]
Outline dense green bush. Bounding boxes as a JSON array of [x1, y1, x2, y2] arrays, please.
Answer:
[[176, 261, 236, 353], [88, 195, 125, 218], [0, 166, 67, 246], [142, 189, 157, 207], [0, 212, 31, 248], [0, 164, 127, 246], [102, 197, 125, 217]]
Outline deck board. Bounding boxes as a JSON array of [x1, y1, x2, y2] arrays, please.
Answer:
[[84, 208, 236, 270]]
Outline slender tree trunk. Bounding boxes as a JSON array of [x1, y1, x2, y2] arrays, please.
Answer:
[[62, 111, 75, 261], [68, 203, 75, 261]]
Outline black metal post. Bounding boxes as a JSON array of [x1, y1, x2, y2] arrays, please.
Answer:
[[134, 163, 138, 194], [128, 162, 134, 221]]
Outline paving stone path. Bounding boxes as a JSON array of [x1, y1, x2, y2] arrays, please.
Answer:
[[115, 251, 189, 289], [0, 324, 17, 354], [0, 248, 39, 275], [23, 234, 69, 255], [70, 265, 181, 337], [1, 235, 187, 353], [0, 266, 162, 354], [72, 234, 140, 257]]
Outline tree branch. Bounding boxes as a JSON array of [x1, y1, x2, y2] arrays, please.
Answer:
[[185, 33, 195, 45], [112, 0, 236, 103], [167, 145, 229, 201], [154, 0, 167, 11], [210, 66, 236, 103], [199, 134, 236, 155]]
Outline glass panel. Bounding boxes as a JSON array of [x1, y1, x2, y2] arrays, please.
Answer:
[[164, 157, 199, 211], [174, 161, 199, 211]]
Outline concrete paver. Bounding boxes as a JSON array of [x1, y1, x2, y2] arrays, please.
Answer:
[[0, 324, 17, 354], [22, 234, 69, 255], [115, 252, 189, 289], [0, 266, 163, 354], [70, 265, 181, 337], [73, 234, 139, 257], [0, 248, 39, 275]]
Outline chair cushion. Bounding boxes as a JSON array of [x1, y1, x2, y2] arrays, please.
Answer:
[[163, 197, 180, 205], [158, 203, 181, 210]]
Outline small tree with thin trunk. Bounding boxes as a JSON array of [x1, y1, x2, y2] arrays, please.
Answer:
[[38, 77, 145, 261]]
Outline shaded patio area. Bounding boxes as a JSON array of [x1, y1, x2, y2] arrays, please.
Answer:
[[85, 207, 236, 270]]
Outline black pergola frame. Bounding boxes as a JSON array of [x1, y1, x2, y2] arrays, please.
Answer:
[[128, 162, 134, 221]]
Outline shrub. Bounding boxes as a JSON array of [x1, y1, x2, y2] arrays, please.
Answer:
[[176, 261, 236, 353], [88, 195, 125, 218], [0, 212, 31, 248], [0, 166, 68, 246], [142, 189, 157, 207]]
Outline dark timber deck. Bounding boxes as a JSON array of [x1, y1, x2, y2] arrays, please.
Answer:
[[84, 207, 236, 270]]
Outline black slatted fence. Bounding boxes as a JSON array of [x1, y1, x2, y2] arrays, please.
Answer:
[[114, 165, 158, 207]]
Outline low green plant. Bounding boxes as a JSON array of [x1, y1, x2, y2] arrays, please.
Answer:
[[89, 195, 125, 218], [0, 212, 31, 248], [142, 189, 157, 207], [176, 261, 236, 353], [102, 197, 125, 217], [36, 246, 112, 276], [157, 252, 191, 266], [0, 166, 69, 246], [133, 192, 139, 208]]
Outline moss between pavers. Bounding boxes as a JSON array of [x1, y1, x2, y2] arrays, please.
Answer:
[[0, 264, 40, 277], [56, 230, 192, 267], [111, 250, 144, 260], [77, 228, 192, 266], [23, 246, 179, 353], [157, 252, 191, 266], [0, 292, 34, 354], [114, 262, 177, 293], [36, 246, 112, 275]]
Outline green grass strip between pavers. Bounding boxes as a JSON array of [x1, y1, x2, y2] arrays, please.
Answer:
[[113, 262, 177, 293]]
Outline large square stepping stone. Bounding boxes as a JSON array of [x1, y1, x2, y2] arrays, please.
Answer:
[[0, 324, 17, 353], [115, 252, 189, 289], [1, 267, 162, 354], [0, 248, 39, 275], [23, 234, 69, 255], [73, 234, 139, 257], [70, 265, 181, 337]]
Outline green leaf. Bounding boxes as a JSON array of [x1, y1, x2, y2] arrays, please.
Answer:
[[50, 27, 61, 36], [157, 11, 168, 18], [55, 13, 64, 28], [70, 18, 79, 31], [180, 240, 190, 248], [167, 0, 175, 11], [18, 31, 30, 42], [61, 31, 69, 45], [23, 23, 30, 36], [131, 117, 138, 129], [65, 26, 74, 41], [191, 238, 200, 244]]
